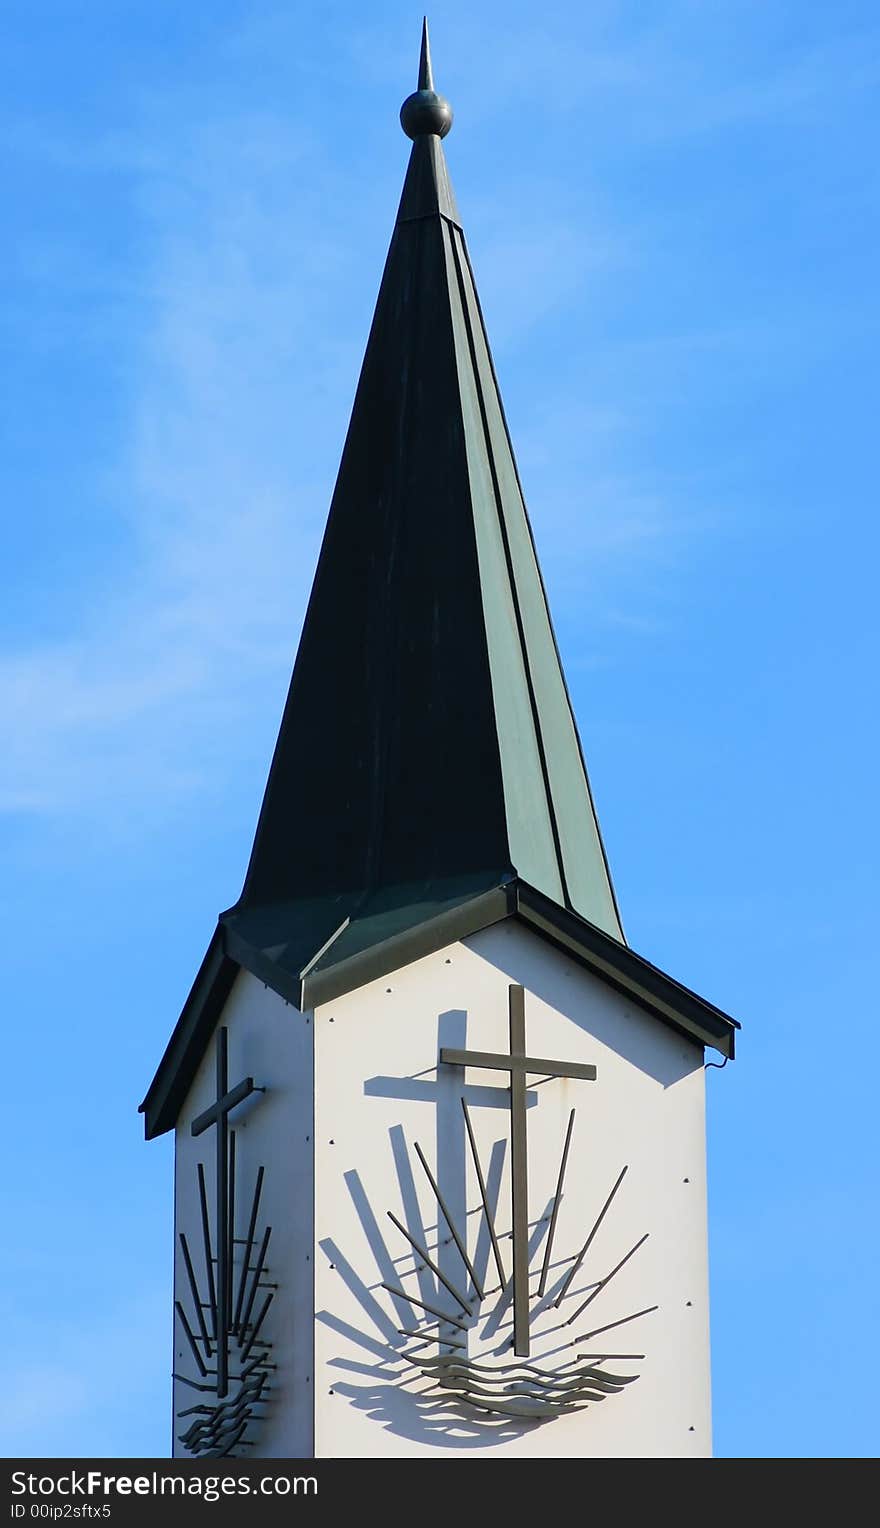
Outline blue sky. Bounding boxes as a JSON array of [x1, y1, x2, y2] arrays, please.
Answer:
[[2, 0, 878, 1458]]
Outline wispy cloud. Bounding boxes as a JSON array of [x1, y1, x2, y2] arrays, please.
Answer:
[[3, 104, 355, 819], [447, 5, 880, 140], [9, 2, 859, 821], [3, 92, 639, 822]]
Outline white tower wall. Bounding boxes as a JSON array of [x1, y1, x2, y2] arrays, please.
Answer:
[[171, 922, 711, 1458], [172, 971, 314, 1458], [312, 921, 711, 1459]]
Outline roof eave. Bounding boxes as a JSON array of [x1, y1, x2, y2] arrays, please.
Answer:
[[299, 878, 738, 1055], [300, 884, 514, 1011], [141, 877, 737, 1138], [138, 928, 239, 1141], [512, 881, 738, 1058]]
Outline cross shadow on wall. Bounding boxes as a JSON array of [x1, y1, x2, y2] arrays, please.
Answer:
[[315, 1010, 649, 1448]]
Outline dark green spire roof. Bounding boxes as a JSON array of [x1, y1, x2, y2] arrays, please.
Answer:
[[140, 25, 738, 1140], [225, 22, 623, 962]]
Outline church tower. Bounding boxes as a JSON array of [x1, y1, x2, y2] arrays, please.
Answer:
[[141, 23, 738, 1460]]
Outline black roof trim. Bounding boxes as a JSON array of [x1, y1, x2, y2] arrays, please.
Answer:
[[223, 924, 304, 1008], [138, 929, 238, 1141], [294, 878, 738, 1055], [512, 881, 738, 1057]]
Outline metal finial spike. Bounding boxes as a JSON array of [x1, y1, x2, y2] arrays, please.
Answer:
[[400, 18, 453, 140], [418, 16, 434, 91]]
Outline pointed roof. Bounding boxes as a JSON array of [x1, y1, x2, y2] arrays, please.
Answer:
[[228, 20, 623, 949], [140, 25, 737, 1139]]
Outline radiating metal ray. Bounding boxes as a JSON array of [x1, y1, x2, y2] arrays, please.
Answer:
[[397, 1327, 467, 1350], [197, 1162, 218, 1337], [538, 1109, 575, 1297], [173, 1372, 218, 1393], [575, 1304, 659, 1344], [179, 1232, 212, 1357], [240, 1291, 274, 1364], [555, 1165, 628, 1306], [175, 1300, 208, 1378], [380, 1282, 471, 1332], [568, 1232, 650, 1324], [241, 1351, 275, 1380], [233, 1167, 264, 1336], [470, 1138, 506, 1296], [414, 1140, 485, 1299], [461, 1098, 506, 1287], [388, 1126, 436, 1309], [573, 1353, 644, 1361], [386, 1211, 472, 1314], [238, 1226, 272, 1343]]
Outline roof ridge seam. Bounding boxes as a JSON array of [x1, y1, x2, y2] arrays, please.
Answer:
[[446, 222, 572, 911], [456, 236, 626, 941]]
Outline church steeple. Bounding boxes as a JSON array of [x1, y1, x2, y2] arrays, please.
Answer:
[[142, 24, 736, 1146], [143, 31, 737, 1462], [227, 22, 622, 967]]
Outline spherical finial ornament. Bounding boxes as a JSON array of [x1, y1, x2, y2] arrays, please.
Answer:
[[400, 88, 453, 140]]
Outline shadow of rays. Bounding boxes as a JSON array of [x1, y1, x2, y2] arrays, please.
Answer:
[[319, 1109, 648, 1447]]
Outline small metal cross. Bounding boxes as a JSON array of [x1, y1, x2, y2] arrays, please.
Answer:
[[440, 985, 597, 1357], [191, 1028, 256, 1396]]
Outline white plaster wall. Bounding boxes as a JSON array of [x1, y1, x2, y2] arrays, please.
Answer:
[[313, 921, 711, 1459], [172, 970, 314, 1458]]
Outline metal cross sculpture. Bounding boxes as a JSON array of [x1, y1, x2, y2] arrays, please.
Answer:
[[441, 985, 597, 1356], [189, 1028, 258, 1397], [173, 1027, 276, 1456]]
